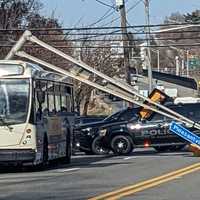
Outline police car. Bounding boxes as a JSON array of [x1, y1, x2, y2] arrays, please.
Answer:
[[97, 102, 200, 155], [76, 88, 200, 155]]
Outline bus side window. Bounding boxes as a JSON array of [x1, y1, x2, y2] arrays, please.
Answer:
[[42, 93, 48, 116], [48, 94, 55, 114], [61, 95, 67, 112], [55, 95, 61, 113], [66, 95, 72, 112]]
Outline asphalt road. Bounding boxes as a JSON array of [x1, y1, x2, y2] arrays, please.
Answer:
[[0, 148, 199, 200]]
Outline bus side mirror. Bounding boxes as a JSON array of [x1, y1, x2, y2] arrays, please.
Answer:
[[37, 91, 45, 104]]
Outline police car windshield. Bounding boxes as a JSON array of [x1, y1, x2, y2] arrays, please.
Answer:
[[103, 110, 123, 122], [104, 107, 139, 122]]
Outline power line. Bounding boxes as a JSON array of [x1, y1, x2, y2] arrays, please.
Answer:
[[2, 35, 200, 44], [0, 22, 199, 32], [101, 0, 143, 27], [95, 0, 116, 9], [87, 7, 115, 27], [1, 43, 200, 48], [1, 29, 200, 37]]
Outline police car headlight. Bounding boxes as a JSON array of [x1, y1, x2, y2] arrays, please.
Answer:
[[81, 127, 92, 136], [99, 129, 107, 136], [82, 127, 92, 132], [76, 142, 80, 147], [127, 123, 141, 130]]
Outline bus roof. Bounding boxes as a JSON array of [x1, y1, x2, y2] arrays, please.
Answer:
[[0, 60, 73, 85]]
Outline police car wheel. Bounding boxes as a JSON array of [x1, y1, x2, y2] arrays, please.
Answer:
[[111, 135, 133, 155], [92, 136, 110, 155]]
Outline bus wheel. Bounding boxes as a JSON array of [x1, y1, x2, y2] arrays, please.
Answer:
[[111, 135, 133, 155], [91, 136, 110, 155], [42, 135, 49, 167]]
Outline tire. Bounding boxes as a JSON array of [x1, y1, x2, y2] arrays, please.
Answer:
[[111, 135, 133, 155], [154, 146, 170, 152], [91, 136, 110, 155]]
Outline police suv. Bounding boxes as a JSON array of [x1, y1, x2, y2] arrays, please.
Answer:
[[100, 102, 200, 155]]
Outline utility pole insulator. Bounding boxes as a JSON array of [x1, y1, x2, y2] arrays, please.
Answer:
[[115, 0, 124, 8]]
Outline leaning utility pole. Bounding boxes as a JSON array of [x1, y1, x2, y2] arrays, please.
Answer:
[[144, 0, 153, 92], [116, 0, 131, 85]]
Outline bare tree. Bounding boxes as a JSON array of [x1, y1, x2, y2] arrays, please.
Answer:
[[73, 33, 123, 115], [152, 10, 200, 76], [0, 0, 42, 29], [0, 0, 73, 68]]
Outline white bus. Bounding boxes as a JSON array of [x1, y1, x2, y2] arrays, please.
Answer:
[[0, 60, 75, 166]]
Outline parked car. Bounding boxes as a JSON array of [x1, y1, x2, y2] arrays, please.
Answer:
[[74, 107, 140, 155]]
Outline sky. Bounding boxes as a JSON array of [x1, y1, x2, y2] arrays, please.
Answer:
[[40, 0, 200, 27]]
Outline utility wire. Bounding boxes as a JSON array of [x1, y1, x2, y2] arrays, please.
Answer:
[[101, 0, 143, 27], [1, 43, 200, 48], [87, 7, 115, 27], [2, 35, 200, 43], [95, 0, 116, 9], [0, 22, 199, 31], [1, 29, 200, 37], [2, 36, 200, 46]]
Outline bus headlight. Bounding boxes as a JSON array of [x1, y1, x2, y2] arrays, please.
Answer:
[[127, 123, 141, 130], [26, 129, 32, 134], [23, 140, 27, 145]]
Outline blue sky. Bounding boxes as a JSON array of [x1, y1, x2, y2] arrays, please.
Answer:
[[40, 0, 200, 27]]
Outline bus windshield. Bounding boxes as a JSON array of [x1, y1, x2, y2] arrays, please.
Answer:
[[0, 79, 30, 125]]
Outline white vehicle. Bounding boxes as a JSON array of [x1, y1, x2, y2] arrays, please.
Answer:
[[174, 97, 200, 104], [0, 60, 75, 166]]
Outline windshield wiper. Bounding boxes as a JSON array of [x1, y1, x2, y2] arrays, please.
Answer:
[[0, 116, 13, 131]]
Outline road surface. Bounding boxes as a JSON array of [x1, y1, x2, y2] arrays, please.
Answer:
[[0, 148, 199, 200]]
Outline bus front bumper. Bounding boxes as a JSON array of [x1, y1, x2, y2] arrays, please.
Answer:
[[0, 149, 35, 162]]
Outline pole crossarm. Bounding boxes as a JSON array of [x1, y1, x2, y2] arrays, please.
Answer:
[[5, 30, 200, 130]]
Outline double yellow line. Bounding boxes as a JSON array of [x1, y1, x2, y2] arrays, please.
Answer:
[[89, 162, 200, 200]]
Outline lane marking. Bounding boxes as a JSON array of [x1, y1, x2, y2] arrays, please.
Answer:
[[123, 157, 136, 160], [89, 162, 200, 200], [53, 168, 80, 173]]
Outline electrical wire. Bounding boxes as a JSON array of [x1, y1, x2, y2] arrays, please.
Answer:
[[0, 22, 199, 31], [95, 0, 116, 9], [1, 43, 200, 48], [100, 0, 143, 27], [87, 7, 115, 27], [2, 35, 200, 43], [1, 30, 200, 38]]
